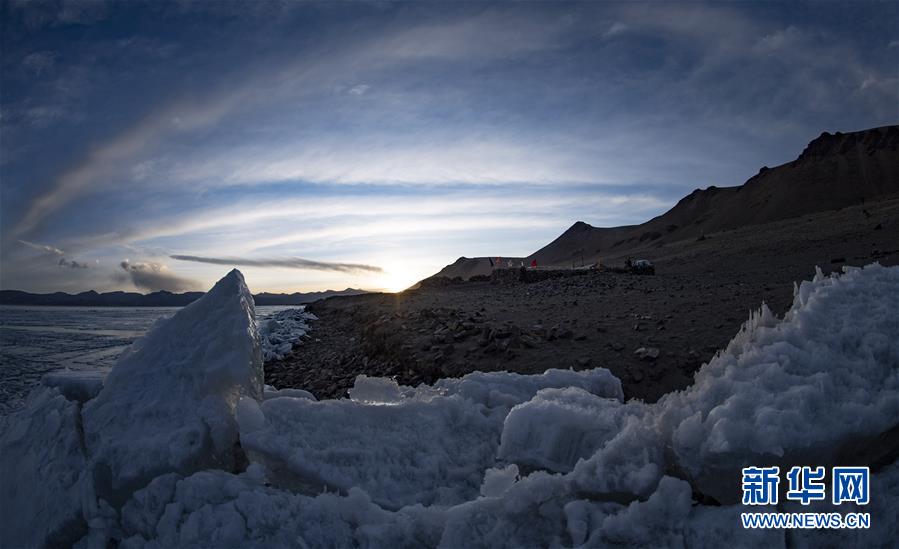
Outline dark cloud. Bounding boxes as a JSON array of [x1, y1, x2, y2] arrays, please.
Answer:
[[120, 260, 199, 292], [170, 254, 383, 274], [58, 257, 88, 269], [19, 239, 88, 269]]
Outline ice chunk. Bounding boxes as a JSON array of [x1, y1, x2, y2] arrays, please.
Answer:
[[498, 387, 643, 473], [263, 385, 316, 401], [258, 308, 315, 361], [656, 262, 899, 502], [236, 397, 266, 434], [440, 470, 573, 548], [42, 368, 108, 403], [82, 269, 263, 500], [240, 391, 503, 507], [568, 416, 665, 498], [0, 387, 95, 548], [116, 469, 445, 549], [432, 367, 623, 409], [597, 476, 692, 546], [241, 367, 623, 508], [348, 374, 404, 403], [480, 464, 519, 497]]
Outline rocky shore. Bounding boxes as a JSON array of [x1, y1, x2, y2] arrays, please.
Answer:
[[265, 271, 794, 402], [265, 196, 898, 402]]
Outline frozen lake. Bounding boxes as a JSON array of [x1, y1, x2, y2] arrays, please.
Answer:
[[0, 304, 299, 413]]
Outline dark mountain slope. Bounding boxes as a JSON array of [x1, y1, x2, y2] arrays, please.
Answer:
[[529, 125, 899, 266]]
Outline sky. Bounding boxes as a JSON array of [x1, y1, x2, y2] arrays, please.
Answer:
[[1, 1, 897, 294]]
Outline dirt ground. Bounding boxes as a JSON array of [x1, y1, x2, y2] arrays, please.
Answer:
[[265, 197, 899, 402]]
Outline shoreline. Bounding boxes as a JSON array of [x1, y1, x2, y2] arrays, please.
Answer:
[[266, 197, 898, 402]]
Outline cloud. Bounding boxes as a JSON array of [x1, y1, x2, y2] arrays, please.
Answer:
[[11, 0, 109, 30], [170, 255, 383, 274], [22, 51, 57, 75], [602, 22, 627, 38], [58, 257, 87, 269], [378, 9, 566, 60], [348, 83, 370, 95], [165, 135, 606, 188], [13, 89, 251, 237], [18, 239, 90, 270], [18, 239, 64, 255], [120, 260, 199, 292]]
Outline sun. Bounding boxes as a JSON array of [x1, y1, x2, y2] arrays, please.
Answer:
[[377, 270, 417, 293], [370, 258, 432, 293]]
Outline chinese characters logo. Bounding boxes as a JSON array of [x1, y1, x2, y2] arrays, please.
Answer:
[[741, 466, 869, 506]]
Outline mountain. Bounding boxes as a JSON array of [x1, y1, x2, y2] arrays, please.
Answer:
[[426, 256, 528, 282], [426, 125, 898, 280], [529, 125, 898, 267], [252, 289, 368, 305], [0, 288, 368, 307]]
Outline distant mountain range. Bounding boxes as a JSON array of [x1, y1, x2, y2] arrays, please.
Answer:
[[430, 124, 899, 280], [0, 288, 368, 307]]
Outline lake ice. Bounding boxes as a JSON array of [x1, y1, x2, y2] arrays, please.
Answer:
[[1, 265, 897, 548], [0, 304, 311, 413]]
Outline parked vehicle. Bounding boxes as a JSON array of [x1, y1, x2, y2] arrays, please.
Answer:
[[625, 257, 655, 275]]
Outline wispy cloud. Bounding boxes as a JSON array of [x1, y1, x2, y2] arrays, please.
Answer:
[[2, 2, 895, 293], [22, 51, 57, 76], [602, 22, 628, 38], [19, 238, 88, 269], [170, 255, 383, 273], [348, 83, 370, 96], [120, 260, 199, 292], [12, 91, 250, 237], [18, 239, 64, 256]]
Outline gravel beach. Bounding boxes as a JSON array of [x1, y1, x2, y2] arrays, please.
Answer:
[[266, 195, 899, 402]]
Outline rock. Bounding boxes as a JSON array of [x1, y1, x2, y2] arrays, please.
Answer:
[[506, 335, 522, 349], [519, 334, 540, 348], [634, 347, 660, 360]]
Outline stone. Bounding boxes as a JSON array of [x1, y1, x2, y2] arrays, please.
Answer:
[[634, 347, 660, 360]]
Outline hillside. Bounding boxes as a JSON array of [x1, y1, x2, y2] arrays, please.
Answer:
[[426, 256, 527, 282], [425, 126, 898, 281], [529, 125, 899, 267]]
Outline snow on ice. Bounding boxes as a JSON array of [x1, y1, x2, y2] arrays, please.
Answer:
[[1, 264, 898, 548]]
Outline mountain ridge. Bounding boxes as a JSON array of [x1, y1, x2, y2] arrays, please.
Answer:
[[429, 124, 899, 280], [0, 288, 369, 307]]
